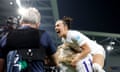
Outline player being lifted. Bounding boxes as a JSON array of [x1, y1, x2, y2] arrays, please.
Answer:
[[55, 16, 106, 72]]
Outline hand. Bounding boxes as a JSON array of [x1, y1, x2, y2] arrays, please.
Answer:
[[70, 53, 81, 68]]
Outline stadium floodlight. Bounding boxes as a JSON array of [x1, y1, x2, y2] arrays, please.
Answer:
[[18, 8, 27, 16], [106, 45, 114, 52], [16, 0, 27, 15], [16, 0, 22, 8]]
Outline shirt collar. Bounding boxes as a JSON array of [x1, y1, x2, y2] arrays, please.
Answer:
[[18, 26, 31, 29]]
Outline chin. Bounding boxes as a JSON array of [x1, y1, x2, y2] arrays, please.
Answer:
[[58, 34, 62, 38]]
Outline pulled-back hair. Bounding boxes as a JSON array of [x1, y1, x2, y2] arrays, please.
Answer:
[[62, 16, 73, 29]]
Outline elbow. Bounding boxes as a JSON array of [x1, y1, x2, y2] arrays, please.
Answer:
[[82, 47, 91, 55], [81, 43, 91, 54]]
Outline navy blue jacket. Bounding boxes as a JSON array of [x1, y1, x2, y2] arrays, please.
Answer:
[[0, 26, 57, 72]]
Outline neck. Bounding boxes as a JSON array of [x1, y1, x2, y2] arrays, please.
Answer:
[[63, 30, 69, 39], [21, 23, 39, 29]]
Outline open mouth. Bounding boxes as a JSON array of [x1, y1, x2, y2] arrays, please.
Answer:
[[56, 30, 60, 34]]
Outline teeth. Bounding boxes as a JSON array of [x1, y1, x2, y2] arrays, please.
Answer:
[[57, 31, 60, 33], [56, 30, 60, 33]]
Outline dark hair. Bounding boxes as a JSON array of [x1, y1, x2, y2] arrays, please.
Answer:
[[6, 16, 18, 25], [62, 16, 73, 29]]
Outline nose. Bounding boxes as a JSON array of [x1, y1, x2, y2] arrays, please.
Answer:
[[55, 26, 57, 30]]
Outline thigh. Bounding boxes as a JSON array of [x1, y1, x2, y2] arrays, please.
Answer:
[[93, 54, 105, 68]]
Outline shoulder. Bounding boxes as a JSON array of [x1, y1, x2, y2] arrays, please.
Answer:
[[39, 30, 49, 38], [68, 30, 82, 38], [68, 30, 81, 35], [39, 29, 45, 33], [39, 30, 52, 43], [68, 30, 89, 41]]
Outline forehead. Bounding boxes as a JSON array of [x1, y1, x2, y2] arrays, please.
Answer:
[[55, 20, 64, 25]]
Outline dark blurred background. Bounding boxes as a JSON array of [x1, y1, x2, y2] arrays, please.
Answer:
[[57, 0, 120, 34], [0, 0, 120, 34], [0, 0, 120, 72]]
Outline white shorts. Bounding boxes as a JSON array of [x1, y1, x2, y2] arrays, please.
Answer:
[[76, 54, 93, 72], [91, 44, 106, 59]]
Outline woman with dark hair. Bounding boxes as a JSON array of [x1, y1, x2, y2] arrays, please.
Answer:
[[55, 16, 105, 72]]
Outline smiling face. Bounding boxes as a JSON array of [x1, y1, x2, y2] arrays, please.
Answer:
[[55, 20, 68, 38]]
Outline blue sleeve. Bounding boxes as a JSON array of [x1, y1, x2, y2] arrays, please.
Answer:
[[40, 32, 57, 56]]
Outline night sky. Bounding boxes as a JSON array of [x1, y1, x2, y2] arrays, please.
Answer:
[[57, 0, 120, 34]]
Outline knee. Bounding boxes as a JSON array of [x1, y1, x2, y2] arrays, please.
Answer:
[[93, 63, 105, 72]]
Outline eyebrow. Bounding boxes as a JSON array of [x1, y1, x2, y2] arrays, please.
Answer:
[[56, 24, 59, 26]]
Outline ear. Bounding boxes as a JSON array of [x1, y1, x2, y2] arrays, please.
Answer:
[[36, 23, 40, 29]]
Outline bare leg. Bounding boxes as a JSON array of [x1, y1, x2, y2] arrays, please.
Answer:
[[93, 54, 104, 68], [92, 54, 105, 72]]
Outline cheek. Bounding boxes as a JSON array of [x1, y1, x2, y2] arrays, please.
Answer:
[[61, 29, 65, 34], [59, 27, 63, 31], [62, 27, 66, 31]]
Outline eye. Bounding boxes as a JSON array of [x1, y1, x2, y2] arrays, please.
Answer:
[[57, 24, 59, 27]]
